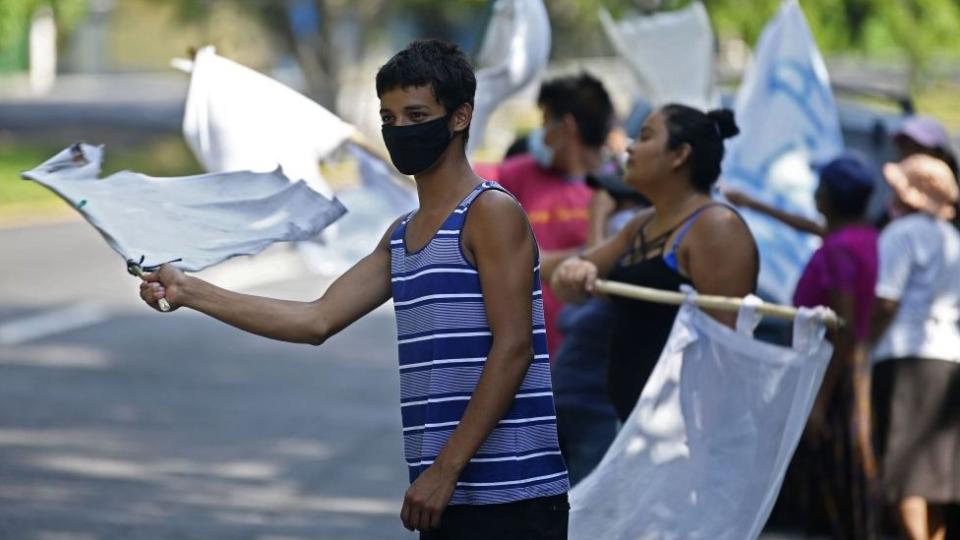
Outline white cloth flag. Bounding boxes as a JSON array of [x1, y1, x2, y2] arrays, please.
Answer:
[[22, 143, 346, 272], [345, 145, 419, 213], [299, 145, 418, 273], [467, 0, 551, 155], [570, 298, 832, 540], [721, 0, 844, 304], [182, 46, 357, 197], [600, 1, 716, 109], [177, 46, 419, 272]]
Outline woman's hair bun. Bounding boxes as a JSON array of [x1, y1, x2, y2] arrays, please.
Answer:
[[707, 108, 739, 139]]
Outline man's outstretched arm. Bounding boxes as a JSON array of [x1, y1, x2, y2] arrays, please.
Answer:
[[140, 219, 399, 345]]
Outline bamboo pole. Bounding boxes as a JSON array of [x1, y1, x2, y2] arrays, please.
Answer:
[[593, 279, 843, 329]]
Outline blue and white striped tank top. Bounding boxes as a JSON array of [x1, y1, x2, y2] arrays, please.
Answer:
[[390, 181, 569, 506]]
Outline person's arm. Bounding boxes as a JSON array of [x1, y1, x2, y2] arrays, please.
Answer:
[[808, 244, 865, 439], [724, 187, 826, 237], [683, 206, 758, 327], [539, 248, 580, 284], [869, 225, 912, 346], [586, 189, 617, 247], [399, 190, 540, 532], [550, 209, 650, 304], [807, 288, 857, 440], [139, 219, 399, 345], [521, 192, 614, 282], [869, 298, 900, 345]]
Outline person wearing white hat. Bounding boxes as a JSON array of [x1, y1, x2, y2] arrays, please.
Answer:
[[870, 154, 960, 540], [892, 116, 958, 178]]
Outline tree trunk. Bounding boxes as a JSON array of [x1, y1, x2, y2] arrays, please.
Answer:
[[266, 0, 339, 111]]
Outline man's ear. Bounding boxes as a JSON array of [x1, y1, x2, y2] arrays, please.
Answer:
[[561, 113, 578, 139], [451, 103, 473, 135]]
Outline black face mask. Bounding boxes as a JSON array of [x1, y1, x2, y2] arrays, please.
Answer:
[[381, 114, 454, 176]]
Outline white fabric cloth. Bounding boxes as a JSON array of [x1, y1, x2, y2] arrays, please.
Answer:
[[569, 297, 832, 540], [178, 46, 418, 273], [22, 143, 346, 272], [467, 0, 551, 155], [298, 144, 418, 274], [599, 2, 716, 109], [873, 213, 960, 363], [720, 0, 843, 305], [182, 46, 357, 198]]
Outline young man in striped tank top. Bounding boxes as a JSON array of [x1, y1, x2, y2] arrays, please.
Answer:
[[139, 40, 570, 538]]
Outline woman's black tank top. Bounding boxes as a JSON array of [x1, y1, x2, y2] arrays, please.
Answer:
[[606, 204, 724, 422]]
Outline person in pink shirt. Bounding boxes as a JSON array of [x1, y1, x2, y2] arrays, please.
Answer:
[[727, 153, 881, 539], [496, 73, 615, 357]]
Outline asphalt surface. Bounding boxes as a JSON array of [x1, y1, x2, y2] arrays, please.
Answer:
[[0, 219, 840, 540], [0, 221, 416, 540]]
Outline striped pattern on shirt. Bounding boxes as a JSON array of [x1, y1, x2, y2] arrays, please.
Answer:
[[390, 181, 569, 505]]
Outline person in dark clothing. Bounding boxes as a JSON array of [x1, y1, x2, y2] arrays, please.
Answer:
[[728, 154, 884, 539], [552, 170, 644, 485], [552, 104, 758, 422]]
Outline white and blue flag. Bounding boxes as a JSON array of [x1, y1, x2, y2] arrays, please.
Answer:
[[722, 0, 843, 304]]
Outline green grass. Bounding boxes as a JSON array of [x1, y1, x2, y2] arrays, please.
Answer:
[[0, 143, 67, 220]]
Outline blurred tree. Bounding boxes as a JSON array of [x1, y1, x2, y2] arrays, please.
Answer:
[[865, 0, 960, 89], [163, 0, 487, 111], [0, 0, 87, 52], [543, 0, 632, 58], [552, 0, 960, 91], [690, 0, 959, 90]]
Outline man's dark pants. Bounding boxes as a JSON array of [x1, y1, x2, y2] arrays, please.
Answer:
[[421, 493, 568, 540]]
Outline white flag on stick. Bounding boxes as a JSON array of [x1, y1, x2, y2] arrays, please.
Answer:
[[181, 46, 357, 197], [721, 0, 844, 304], [467, 0, 551, 155], [176, 46, 418, 272], [302, 144, 418, 273], [600, 1, 716, 109], [569, 297, 832, 540], [22, 143, 346, 272]]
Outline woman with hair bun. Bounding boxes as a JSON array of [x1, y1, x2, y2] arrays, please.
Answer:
[[552, 104, 759, 421]]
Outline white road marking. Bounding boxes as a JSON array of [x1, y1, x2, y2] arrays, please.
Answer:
[[0, 303, 111, 346]]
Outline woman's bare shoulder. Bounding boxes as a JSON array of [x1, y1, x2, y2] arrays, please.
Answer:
[[690, 204, 753, 242]]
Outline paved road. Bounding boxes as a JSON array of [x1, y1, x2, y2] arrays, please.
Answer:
[[1, 221, 416, 540], [0, 221, 835, 539]]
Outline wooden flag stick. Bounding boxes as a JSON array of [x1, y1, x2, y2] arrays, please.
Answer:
[[593, 279, 843, 329], [128, 264, 172, 312]]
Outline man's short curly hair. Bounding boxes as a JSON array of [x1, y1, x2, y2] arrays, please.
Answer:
[[376, 39, 477, 129]]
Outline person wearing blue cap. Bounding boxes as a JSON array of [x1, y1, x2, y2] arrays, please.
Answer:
[[726, 153, 881, 539]]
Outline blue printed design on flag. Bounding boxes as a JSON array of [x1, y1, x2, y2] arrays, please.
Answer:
[[721, 0, 843, 304]]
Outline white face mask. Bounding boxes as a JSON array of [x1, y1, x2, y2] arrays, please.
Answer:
[[527, 128, 555, 169]]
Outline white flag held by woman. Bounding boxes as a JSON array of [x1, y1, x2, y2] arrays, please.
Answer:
[[569, 297, 832, 540]]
